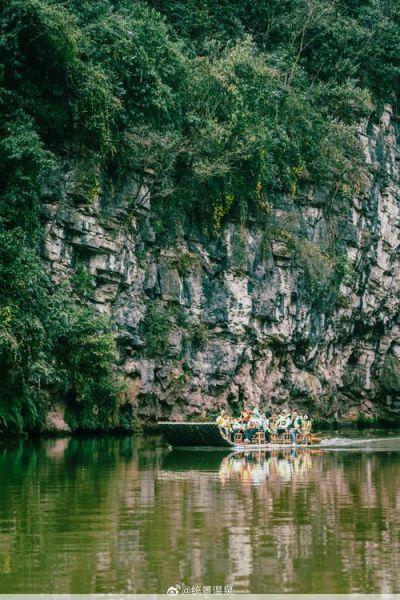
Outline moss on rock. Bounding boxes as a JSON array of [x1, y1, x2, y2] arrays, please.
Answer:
[[381, 354, 400, 392]]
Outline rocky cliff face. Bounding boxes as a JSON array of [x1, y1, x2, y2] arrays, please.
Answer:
[[41, 106, 400, 424]]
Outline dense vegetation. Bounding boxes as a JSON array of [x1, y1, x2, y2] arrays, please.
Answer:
[[1, 0, 400, 430]]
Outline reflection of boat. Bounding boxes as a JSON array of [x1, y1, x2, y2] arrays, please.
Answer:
[[162, 450, 230, 471], [219, 448, 325, 484], [158, 422, 321, 450], [160, 447, 326, 485]]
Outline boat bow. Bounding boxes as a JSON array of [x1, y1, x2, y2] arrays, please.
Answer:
[[158, 421, 234, 448]]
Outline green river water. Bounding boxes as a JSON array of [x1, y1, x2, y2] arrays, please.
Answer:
[[1, 431, 400, 593]]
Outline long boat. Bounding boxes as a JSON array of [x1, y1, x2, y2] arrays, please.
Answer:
[[158, 421, 322, 450]]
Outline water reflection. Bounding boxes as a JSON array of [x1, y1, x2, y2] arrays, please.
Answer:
[[161, 448, 325, 486], [218, 449, 325, 485], [161, 449, 230, 472], [1, 435, 400, 593]]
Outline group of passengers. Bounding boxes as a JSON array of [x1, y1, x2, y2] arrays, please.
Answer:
[[216, 407, 310, 445]]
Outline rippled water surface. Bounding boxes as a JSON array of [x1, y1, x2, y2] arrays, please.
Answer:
[[1, 431, 400, 593]]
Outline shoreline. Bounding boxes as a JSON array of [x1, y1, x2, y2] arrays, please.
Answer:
[[1, 415, 400, 439]]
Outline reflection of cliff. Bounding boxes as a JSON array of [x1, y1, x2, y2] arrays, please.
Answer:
[[1, 437, 400, 593], [0, 436, 163, 593]]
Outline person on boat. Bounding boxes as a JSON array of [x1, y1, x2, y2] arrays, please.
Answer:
[[244, 420, 258, 442], [231, 417, 245, 440], [268, 413, 279, 433], [244, 408, 261, 442], [216, 410, 226, 427], [276, 410, 292, 435], [251, 407, 263, 427], [216, 410, 231, 437], [241, 409, 251, 424], [302, 414, 311, 430], [294, 412, 302, 430], [289, 411, 302, 444], [261, 411, 271, 442]]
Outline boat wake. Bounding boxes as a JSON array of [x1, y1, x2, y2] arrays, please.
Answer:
[[320, 436, 400, 450]]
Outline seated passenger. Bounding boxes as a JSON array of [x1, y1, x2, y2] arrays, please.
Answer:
[[289, 411, 302, 444], [216, 410, 231, 437], [276, 410, 292, 435], [241, 409, 251, 424], [301, 415, 312, 435], [231, 418, 245, 441], [293, 412, 302, 430], [261, 411, 271, 442], [244, 418, 258, 442], [269, 413, 278, 433], [251, 407, 263, 428], [244, 408, 263, 442], [215, 410, 226, 427]]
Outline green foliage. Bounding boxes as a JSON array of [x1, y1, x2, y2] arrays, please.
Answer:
[[55, 306, 125, 430], [0, 231, 123, 432], [142, 301, 189, 358], [0, 0, 124, 430], [0, 232, 48, 431], [231, 226, 248, 275], [173, 252, 201, 275], [292, 236, 357, 311], [2, 0, 396, 233], [294, 238, 334, 297], [71, 265, 95, 300], [0, 112, 53, 235], [381, 354, 400, 393], [190, 323, 208, 351], [142, 302, 171, 358], [0, 0, 117, 154], [86, 3, 187, 127], [169, 304, 188, 328], [150, 0, 400, 103]]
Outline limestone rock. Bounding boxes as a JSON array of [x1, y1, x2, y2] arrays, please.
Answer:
[[45, 403, 71, 433], [158, 261, 182, 302], [40, 109, 400, 422]]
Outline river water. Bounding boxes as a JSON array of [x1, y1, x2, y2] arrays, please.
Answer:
[[1, 431, 400, 593]]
